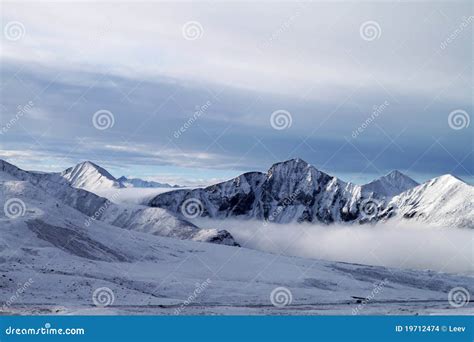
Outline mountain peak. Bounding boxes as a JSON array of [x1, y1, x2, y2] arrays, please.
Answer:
[[61, 161, 122, 191], [118, 176, 178, 188], [429, 174, 467, 186], [268, 158, 310, 171], [80, 160, 99, 167], [283, 158, 309, 166], [389, 172, 473, 228], [362, 170, 418, 198], [74, 161, 114, 176], [385, 170, 405, 178], [267, 158, 313, 180]]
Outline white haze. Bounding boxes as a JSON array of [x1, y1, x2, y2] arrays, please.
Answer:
[[95, 188, 184, 205], [196, 219, 473, 275]]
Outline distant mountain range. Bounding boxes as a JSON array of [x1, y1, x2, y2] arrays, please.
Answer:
[[61, 161, 180, 191], [0, 159, 238, 246], [149, 158, 473, 229], [2, 158, 472, 315], [117, 176, 179, 189], [361, 170, 419, 198], [4, 158, 472, 230]]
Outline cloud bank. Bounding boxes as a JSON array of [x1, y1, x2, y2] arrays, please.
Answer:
[[197, 219, 473, 275], [1, 1, 472, 183]]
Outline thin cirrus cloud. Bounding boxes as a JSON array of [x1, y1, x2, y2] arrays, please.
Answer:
[[0, 1, 472, 184]]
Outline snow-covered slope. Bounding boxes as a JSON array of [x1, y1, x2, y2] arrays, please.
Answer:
[[150, 159, 473, 228], [61, 161, 123, 191], [0, 159, 238, 246], [61, 161, 180, 191], [117, 176, 178, 189], [1, 159, 472, 315], [150, 159, 379, 224], [362, 170, 419, 198], [381, 174, 474, 228], [1, 181, 472, 315], [55, 159, 474, 230]]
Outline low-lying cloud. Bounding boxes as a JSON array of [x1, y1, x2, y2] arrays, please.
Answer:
[[196, 219, 473, 275]]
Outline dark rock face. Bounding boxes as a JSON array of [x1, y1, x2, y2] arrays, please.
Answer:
[[205, 230, 241, 247], [149, 158, 386, 225]]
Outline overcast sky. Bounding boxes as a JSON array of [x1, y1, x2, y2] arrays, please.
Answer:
[[1, 1, 472, 185]]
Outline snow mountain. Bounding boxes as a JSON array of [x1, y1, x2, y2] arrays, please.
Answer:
[[117, 176, 179, 189], [150, 158, 375, 224], [149, 158, 472, 228], [60, 161, 180, 192], [361, 170, 419, 198], [1, 158, 473, 315], [1, 161, 472, 315], [61, 161, 123, 192], [0, 159, 238, 246], [381, 174, 474, 229]]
